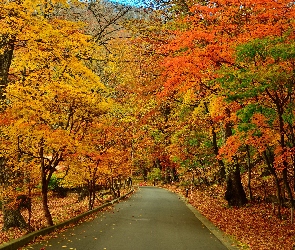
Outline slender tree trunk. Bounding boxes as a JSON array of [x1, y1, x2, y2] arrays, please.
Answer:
[[0, 37, 15, 99], [88, 181, 92, 210], [88, 189, 93, 210], [264, 150, 282, 218], [88, 179, 96, 210], [204, 102, 225, 181], [277, 100, 292, 216], [293, 156, 295, 192], [246, 145, 253, 201], [41, 173, 53, 226], [26, 183, 33, 232], [283, 168, 294, 211], [40, 142, 54, 226], [143, 167, 148, 182], [212, 125, 226, 180], [110, 177, 117, 198]]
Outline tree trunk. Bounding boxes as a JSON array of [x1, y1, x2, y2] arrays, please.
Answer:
[[40, 143, 54, 226], [88, 180, 96, 210], [283, 168, 294, 211], [109, 177, 118, 198], [212, 125, 226, 181], [225, 163, 247, 207], [143, 167, 148, 182], [224, 108, 247, 207], [204, 101, 225, 182], [246, 145, 253, 201], [276, 101, 294, 212], [264, 150, 282, 218], [0, 37, 14, 99], [42, 181, 53, 226], [27, 187, 32, 232]]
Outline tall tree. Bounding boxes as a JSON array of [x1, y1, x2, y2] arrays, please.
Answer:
[[220, 34, 295, 212], [0, 0, 110, 226], [152, 0, 295, 206]]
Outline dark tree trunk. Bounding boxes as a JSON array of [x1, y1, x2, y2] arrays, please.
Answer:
[[27, 188, 33, 232], [40, 143, 54, 226], [212, 125, 226, 181], [204, 102, 225, 182], [109, 177, 119, 199], [42, 180, 53, 226], [87, 179, 96, 210], [225, 163, 247, 207], [87, 165, 99, 210], [88, 187, 94, 210], [283, 168, 294, 210], [224, 108, 247, 207], [293, 155, 295, 192], [276, 99, 294, 211], [264, 150, 282, 218], [0, 37, 14, 99], [246, 145, 253, 201], [142, 167, 148, 182]]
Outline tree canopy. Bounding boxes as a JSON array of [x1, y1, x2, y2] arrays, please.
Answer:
[[1, 0, 295, 248]]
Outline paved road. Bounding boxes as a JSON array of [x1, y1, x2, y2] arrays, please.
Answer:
[[28, 187, 228, 250]]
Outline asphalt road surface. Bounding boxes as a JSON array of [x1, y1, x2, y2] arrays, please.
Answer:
[[28, 187, 228, 250]]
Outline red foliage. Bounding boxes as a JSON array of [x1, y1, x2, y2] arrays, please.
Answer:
[[166, 184, 295, 250]]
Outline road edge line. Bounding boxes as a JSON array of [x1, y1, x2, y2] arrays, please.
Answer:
[[178, 194, 241, 250], [0, 189, 135, 250]]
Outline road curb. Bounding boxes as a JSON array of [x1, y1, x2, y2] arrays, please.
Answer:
[[178, 195, 240, 250], [0, 189, 135, 250]]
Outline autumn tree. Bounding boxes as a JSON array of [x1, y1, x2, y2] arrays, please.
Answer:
[[0, 0, 111, 227], [156, 0, 295, 207], [0, 1, 19, 99], [86, 6, 163, 181], [64, 112, 132, 210], [219, 34, 295, 214]]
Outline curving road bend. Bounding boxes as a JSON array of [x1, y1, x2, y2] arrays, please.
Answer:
[[28, 187, 229, 250]]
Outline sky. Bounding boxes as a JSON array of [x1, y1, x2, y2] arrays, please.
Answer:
[[108, 0, 147, 7]]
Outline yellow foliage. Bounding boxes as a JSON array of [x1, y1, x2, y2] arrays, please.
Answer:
[[208, 95, 226, 119], [0, 0, 119, 196]]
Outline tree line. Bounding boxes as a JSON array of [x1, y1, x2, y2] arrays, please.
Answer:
[[1, 0, 295, 233]]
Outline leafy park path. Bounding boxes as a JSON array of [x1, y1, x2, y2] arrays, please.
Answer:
[[26, 187, 229, 250]]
